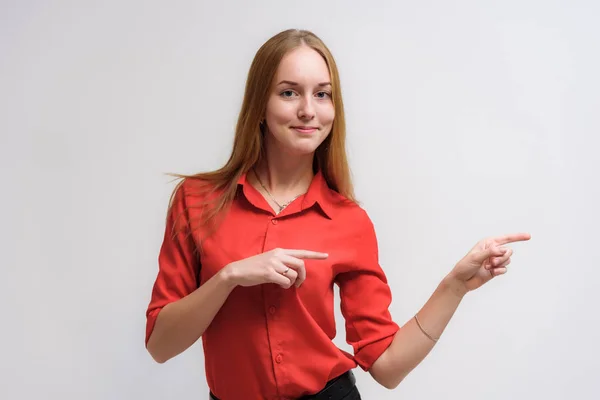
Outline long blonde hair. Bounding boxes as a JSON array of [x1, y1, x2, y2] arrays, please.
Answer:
[[169, 29, 355, 234]]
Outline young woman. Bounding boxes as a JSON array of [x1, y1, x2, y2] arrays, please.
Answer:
[[145, 29, 530, 400]]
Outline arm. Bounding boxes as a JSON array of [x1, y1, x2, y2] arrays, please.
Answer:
[[369, 233, 531, 389], [368, 276, 465, 388], [147, 268, 237, 363], [145, 180, 222, 363], [148, 247, 328, 363]]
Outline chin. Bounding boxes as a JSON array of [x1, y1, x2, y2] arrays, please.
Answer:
[[269, 129, 328, 156], [285, 143, 320, 156], [289, 136, 326, 154]]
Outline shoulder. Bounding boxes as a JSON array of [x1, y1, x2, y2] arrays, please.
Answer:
[[167, 175, 234, 234], [327, 190, 376, 232], [170, 176, 219, 206], [165, 177, 216, 226], [327, 193, 382, 260]]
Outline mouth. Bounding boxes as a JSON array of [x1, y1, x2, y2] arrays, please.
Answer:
[[291, 126, 319, 134]]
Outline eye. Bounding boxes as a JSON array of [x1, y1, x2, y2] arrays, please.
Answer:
[[280, 90, 297, 98], [315, 91, 331, 99]]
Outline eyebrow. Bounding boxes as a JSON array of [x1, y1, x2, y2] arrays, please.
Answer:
[[277, 80, 331, 87]]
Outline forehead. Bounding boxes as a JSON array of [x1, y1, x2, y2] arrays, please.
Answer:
[[274, 46, 331, 84]]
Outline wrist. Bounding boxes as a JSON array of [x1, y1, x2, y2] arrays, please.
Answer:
[[218, 264, 239, 290], [441, 274, 469, 299]]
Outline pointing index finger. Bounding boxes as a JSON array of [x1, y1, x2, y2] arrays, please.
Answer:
[[285, 249, 329, 259], [495, 233, 531, 245]]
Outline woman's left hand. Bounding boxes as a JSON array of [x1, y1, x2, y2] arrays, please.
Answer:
[[449, 233, 531, 293]]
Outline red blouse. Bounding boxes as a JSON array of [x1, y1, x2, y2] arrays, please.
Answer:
[[145, 171, 399, 399]]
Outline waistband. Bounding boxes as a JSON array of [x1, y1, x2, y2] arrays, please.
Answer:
[[209, 370, 357, 400]]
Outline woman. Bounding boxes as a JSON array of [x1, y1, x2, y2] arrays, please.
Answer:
[[145, 29, 530, 400]]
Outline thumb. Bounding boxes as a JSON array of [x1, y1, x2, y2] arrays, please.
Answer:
[[472, 246, 506, 264]]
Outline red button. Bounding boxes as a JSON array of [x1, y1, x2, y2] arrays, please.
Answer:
[[275, 354, 283, 363], [269, 306, 276, 315], [271, 218, 278, 225]]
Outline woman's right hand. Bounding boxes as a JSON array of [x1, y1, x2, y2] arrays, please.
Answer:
[[223, 248, 329, 289]]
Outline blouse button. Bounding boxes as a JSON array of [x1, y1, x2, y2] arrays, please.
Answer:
[[275, 354, 283, 363], [269, 306, 276, 315], [271, 218, 278, 225]]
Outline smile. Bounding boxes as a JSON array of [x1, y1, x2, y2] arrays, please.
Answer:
[[292, 126, 318, 134]]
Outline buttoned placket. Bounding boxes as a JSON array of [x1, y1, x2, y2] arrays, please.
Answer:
[[262, 214, 287, 395]]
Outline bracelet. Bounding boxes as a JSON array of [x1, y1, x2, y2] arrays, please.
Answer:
[[414, 314, 438, 343]]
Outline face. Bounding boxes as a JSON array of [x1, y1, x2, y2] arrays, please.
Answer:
[[263, 45, 335, 156]]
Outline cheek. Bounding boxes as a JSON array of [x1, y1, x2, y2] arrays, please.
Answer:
[[318, 103, 335, 125], [266, 99, 295, 125]]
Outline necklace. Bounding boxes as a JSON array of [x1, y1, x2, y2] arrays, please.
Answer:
[[252, 168, 304, 214]]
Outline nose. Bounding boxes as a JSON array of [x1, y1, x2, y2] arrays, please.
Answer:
[[297, 95, 315, 120]]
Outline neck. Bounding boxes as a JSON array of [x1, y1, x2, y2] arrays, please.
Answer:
[[253, 141, 315, 199]]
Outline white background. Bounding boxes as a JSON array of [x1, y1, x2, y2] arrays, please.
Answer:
[[2, 0, 599, 399]]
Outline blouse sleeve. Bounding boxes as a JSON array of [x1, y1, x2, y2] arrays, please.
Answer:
[[335, 210, 400, 371], [145, 181, 201, 346]]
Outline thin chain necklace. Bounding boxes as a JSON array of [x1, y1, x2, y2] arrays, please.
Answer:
[[252, 168, 304, 215]]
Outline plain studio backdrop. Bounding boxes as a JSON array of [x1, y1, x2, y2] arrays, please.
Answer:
[[1, 0, 599, 399]]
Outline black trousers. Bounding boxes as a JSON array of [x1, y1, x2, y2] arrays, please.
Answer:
[[209, 370, 361, 400]]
